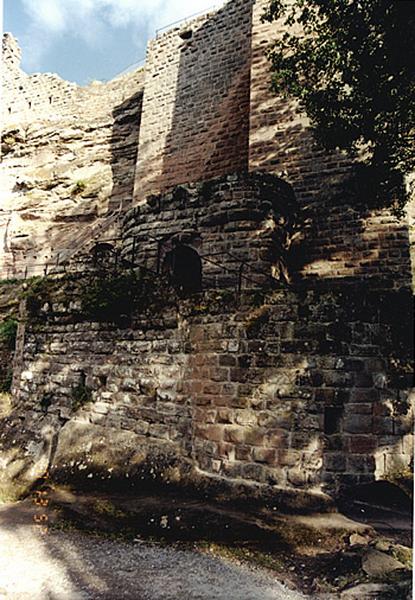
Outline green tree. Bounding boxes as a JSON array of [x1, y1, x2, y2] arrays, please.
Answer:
[[263, 0, 415, 211]]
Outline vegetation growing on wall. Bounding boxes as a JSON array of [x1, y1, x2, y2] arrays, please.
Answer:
[[71, 380, 93, 412], [24, 277, 57, 318], [0, 318, 18, 393], [264, 0, 415, 212], [0, 318, 18, 350], [81, 270, 173, 324], [71, 180, 87, 195], [0, 370, 13, 394]]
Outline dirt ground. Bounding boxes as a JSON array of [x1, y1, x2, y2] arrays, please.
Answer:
[[0, 500, 305, 600]]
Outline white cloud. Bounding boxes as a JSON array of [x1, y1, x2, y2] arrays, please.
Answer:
[[19, 0, 225, 72], [22, 0, 225, 42]]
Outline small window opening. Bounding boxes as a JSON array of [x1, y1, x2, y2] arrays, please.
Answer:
[[8, 107, 11, 114], [324, 406, 343, 435], [164, 245, 202, 294], [179, 29, 193, 41], [28, 101, 32, 109], [92, 242, 114, 264], [49, 96, 53, 104]]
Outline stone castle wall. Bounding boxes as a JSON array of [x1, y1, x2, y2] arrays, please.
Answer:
[[2, 2, 414, 286], [3, 175, 413, 502], [130, 0, 413, 287], [1, 2, 413, 503], [134, 0, 254, 201], [8, 268, 413, 498], [248, 0, 413, 286], [123, 174, 297, 289], [2, 32, 143, 126]]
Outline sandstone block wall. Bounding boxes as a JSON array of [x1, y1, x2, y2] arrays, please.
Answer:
[[134, 0, 254, 201], [2, 33, 143, 127], [123, 174, 297, 290], [5, 174, 413, 500], [1, 3, 413, 503], [187, 288, 413, 490], [249, 0, 413, 286], [2, 2, 414, 286], [9, 279, 413, 496]]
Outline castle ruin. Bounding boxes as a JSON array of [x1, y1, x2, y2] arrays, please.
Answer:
[[0, 0, 413, 507]]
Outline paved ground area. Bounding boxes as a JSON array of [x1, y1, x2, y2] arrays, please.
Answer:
[[0, 501, 305, 600]]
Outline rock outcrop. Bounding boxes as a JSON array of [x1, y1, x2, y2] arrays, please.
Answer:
[[1, 33, 144, 279]]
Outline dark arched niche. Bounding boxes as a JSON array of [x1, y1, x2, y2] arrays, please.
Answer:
[[163, 245, 202, 294]]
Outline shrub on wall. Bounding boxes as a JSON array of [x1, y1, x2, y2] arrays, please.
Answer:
[[81, 270, 172, 324], [0, 318, 18, 350], [0, 368, 13, 393], [82, 272, 138, 322], [23, 277, 56, 318], [71, 381, 93, 412]]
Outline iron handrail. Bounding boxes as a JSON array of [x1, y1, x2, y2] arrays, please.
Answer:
[[155, 5, 219, 37]]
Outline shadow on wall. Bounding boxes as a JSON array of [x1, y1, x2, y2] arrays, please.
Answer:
[[130, 0, 413, 289], [161, 0, 254, 189], [133, 0, 254, 198], [0, 83, 143, 280], [251, 110, 411, 288], [186, 288, 414, 498], [248, 0, 415, 286], [42, 87, 144, 259], [109, 90, 143, 211]]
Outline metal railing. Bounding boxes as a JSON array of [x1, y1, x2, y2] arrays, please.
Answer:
[[0, 224, 285, 306], [155, 5, 220, 37], [111, 58, 146, 80], [90, 232, 283, 301]]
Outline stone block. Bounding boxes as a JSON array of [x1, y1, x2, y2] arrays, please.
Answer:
[[343, 415, 372, 434], [241, 462, 266, 482], [252, 447, 276, 465], [277, 449, 300, 467], [373, 417, 394, 435], [245, 428, 267, 446], [347, 454, 376, 473], [195, 424, 224, 443], [216, 409, 234, 424], [224, 425, 246, 444], [93, 402, 110, 415], [134, 421, 150, 435], [347, 435, 377, 454], [235, 445, 252, 461], [218, 354, 237, 367], [287, 467, 307, 486], [324, 453, 346, 472], [351, 389, 379, 403], [235, 410, 257, 427]]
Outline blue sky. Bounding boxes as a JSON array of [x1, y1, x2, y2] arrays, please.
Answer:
[[3, 0, 224, 85]]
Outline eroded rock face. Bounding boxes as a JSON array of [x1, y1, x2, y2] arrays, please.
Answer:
[[1, 33, 144, 279]]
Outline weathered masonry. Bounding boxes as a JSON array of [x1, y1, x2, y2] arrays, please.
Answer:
[[0, 0, 413, 505], [3, 174, 413, 503]]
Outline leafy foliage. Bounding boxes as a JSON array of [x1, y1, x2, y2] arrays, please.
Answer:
[[0, 369, 13, 393], [263, 0, 415, 210], [24, 277, 56, 318], [0, 318, 18, 351], [71, 381, 93, 412], [81, 270, 171, 324], [72, 180, 87, 195]]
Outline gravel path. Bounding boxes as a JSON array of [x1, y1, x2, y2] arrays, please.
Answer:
[[0, 501, 305, 600]]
